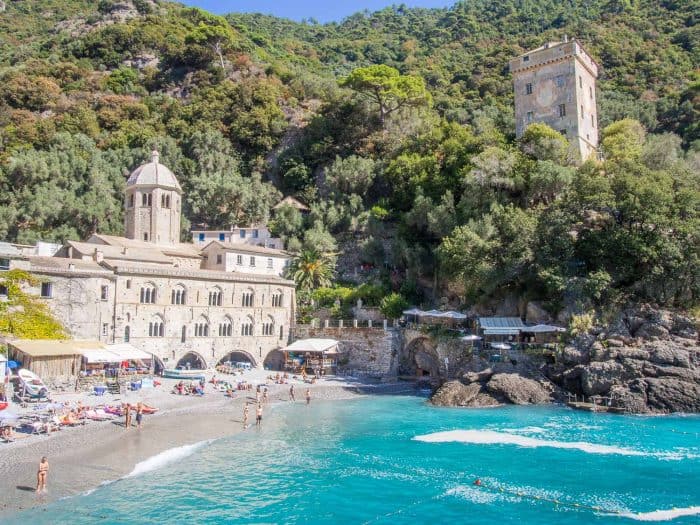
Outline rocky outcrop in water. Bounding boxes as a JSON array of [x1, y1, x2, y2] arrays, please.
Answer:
[[548, 306, 699, 413], [431, 305, 700, 414]]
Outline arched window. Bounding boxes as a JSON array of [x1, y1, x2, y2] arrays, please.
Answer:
[[208, 287, 223, 306], [147, 193, 152, 206], [240, 316, 254, 336], [241, 290, 254, 307], [195, 316, 210, 337], [124, 326, 130, 342], [262, 316, 274, 336], [219, 317, 233, 337], [148, 316, 164, 338], [128, 194, 134, 208], [271, 291, 283, 307], [165, 195, 170, 208], [140, 283, 157, 304], [181, 325, 187, 343], [171, 284, 186, 305], [279, 325, 284, 340], [142, 193, 148, 206]]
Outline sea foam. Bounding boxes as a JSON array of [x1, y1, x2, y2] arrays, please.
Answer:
[[414, 430, 648, 456], [125, 439, 213, 478], [616, 506, 700, 521]]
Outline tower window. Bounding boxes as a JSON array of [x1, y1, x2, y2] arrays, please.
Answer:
[[142, 193, 148, 206], [580, 105, 584, 116], [147, 193, 152, 206], [589, 86, 593, 99], [558, 104, 566, 117], [523, 55, 529, 62], [240, 229, 246, 238], [579, 76, 582, 88], [526, 111, 534, 123], [555, 75, 565, 87], [525, 83, 532, 95], [591, 114, 595, 127], [219, 233, 225, 241], [129, 194, 134, 208], [198, 233, 205, 242]]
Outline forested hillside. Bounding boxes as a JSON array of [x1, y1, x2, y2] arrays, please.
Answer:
[[0, 0, 698, 317]]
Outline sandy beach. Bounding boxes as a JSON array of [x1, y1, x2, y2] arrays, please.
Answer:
[[0, 371, 415, 518]]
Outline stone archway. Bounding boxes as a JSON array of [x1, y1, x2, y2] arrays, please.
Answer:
[[217, 350, 257, 368], [176, 351, 207, 370], [399, 337, 441, 380], [149, 353, 165, 375], [263, 350, 285, 371]]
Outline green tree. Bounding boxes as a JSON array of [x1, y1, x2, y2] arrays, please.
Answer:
[[380, 292, 409, 320], [325, 155, 376, 198], [340, 65, 430, 126], [289, 249, 335, 295]]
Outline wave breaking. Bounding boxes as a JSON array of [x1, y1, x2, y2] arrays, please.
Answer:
[[125, 439, 213, 478]]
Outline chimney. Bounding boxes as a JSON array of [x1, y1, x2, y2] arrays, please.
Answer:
[[94, 249, 104, 263], [563, 34, 569, 43], [151, 150, 160, 163], [68, 263, 75, 271]]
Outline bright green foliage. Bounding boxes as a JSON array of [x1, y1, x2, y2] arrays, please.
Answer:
[[324, 155, 376, 198], [380, 292, 409, 320], [0, 270, 67, 339], [520, 123, 569, 163], [289, 249, 336, 296], [602, 119, 646, 162], [341, 65, 430, 125]]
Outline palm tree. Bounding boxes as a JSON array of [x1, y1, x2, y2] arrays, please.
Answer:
[[288, 249, 335, 294]]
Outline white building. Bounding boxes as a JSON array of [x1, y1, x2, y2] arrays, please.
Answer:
[[0, 152, 296, 373]]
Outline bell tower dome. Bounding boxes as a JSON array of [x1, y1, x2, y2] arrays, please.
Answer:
[[124, 150, 182, 245]]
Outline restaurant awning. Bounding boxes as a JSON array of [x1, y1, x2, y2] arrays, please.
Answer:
[[479, 317, 525, 335], [440, 310, 467, 320], [283, 338, 339, 354], [522, 324, 566, 333], [82, 349, 120, 363], [105, 344, 152, 361]]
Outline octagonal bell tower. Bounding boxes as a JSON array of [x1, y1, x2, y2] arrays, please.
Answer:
[[124, 150, 182, 245]]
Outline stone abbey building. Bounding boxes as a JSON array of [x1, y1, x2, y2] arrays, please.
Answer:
[[510, 37, 599, 161], [1, 152, 296, 371]]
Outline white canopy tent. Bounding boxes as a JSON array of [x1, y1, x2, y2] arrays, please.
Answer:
[[461, 334, 483, 342], [106, 344, 152, 361], [522, 324, 566, 334], [282, 339, 339, 354], [282, 338, 340, 374]]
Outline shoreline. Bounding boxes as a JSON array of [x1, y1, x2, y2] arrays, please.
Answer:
[[0, 378, 415, 518]]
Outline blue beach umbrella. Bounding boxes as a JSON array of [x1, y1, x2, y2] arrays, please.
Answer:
[[6, 361, 19, 369]]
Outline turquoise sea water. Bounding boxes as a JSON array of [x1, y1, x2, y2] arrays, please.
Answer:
[[9, 396, 700, 524]]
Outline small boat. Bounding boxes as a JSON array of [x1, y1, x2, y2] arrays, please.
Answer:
[[163, 368, 206, 381], [17, 369, 49, 401]]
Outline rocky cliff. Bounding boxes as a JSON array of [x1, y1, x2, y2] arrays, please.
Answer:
[[431, 306, 700, 414]]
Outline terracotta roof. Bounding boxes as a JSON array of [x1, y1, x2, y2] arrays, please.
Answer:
[[89, 234, 202, 259], [28, 256, 113, 275], [201, 241, 290, 258], [274, 196, 309, 211]]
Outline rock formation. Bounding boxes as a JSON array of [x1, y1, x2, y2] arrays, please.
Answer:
[[431, 305, 700, 414]]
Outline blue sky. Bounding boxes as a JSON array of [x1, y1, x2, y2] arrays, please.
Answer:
[[182, 1, 454, 23]]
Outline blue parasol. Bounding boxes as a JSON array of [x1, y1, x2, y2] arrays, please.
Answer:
[[6, 361, 19, 369]]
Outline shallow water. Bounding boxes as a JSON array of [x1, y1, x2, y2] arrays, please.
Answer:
[[9, 396, 700, 524]]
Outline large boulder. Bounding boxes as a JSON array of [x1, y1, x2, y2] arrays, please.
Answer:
[[430, 380, 499, 407], [485, 373, 551, 404], [525, 301, 552, 324], [645, 378, 700, 413], [646, 342, 691, 368], [580, 361, 628, 395]]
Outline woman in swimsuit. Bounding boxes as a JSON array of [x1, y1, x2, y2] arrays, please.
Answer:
[[36, 456, 49, 493]]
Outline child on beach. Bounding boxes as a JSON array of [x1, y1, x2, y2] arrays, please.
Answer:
[[256, 404, 263, 426], [36, 456, 49, 493]]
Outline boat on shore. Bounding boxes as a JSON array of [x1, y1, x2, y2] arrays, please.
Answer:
[[163, 368, 206, 381]]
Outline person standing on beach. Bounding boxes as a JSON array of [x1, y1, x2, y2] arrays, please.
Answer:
[[256, 404, 263, 426], [263, 388, 269, 404], [243, 403, 249, 428], [289, 384, 295, 402], [305, 389, 311, 405], [124, 403, 131, 429], [36, 456, 49, 493], [135, 402, 143, 429]]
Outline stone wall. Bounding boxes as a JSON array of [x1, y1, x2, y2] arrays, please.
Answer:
[[293, 326, 398, 379]]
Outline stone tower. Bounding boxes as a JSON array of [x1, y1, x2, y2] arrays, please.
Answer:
[[509, 37, 599, 161], [124, 150, 182, 245]]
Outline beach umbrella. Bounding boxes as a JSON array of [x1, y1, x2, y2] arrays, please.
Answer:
[[402, 308, 423, 316], [490, 342, 511, 350], [461, 335, 482, 342], [441, 311, 468, 320], [6, 361, 19, 369], [0, 411, 19, 427]]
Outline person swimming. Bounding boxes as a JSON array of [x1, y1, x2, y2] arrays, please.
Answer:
[[36, 456, 49, 493]]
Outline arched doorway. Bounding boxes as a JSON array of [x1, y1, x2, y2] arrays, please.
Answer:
[[217, 350, 256, 368], [400, 337, 441, 380], [176, 351, 207, 370], [263, 350, 285, 371]]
